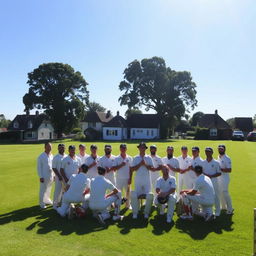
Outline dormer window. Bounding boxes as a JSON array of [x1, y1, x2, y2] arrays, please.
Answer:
[[13, 121, 19, 128], [28, 120, 33, 129]]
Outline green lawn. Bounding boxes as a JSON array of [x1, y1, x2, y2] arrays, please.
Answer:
[[0, 140, 255, 256]]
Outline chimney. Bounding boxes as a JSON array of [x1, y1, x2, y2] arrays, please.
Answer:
[[117, 111, 119, 116], [26, 110, 30, 115], [106, 110, 111, 118], [215, 110, 218, 115]]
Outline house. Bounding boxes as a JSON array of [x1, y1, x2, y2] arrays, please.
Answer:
[[102, 111, 127, 140], [127, 114, 160, 140], [234, 117, 253, 136], [8, 112, 55, 141], [80, 111, 113, 139], [198, 110, 232, 140]]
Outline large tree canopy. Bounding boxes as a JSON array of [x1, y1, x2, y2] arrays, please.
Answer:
[[88, 101, 106, 112], [118, 57, 197, 137], [23, 62, 89, 137], [190, 111, 205, 127]]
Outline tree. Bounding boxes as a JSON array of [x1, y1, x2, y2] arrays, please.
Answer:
[[23, 63, 89, 137], [118, 57, 197, 138], [88, 101, 106, 112], [190, 111, 204, 127], [0, 115, 11, 128], [125, 108, 143, 118], [226, 118, 235, 129], [253, 114, 256, 128]]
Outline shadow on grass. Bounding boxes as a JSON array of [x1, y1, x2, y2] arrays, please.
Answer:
[[175, 213, 234, 240], [0, 206, 233, 239]]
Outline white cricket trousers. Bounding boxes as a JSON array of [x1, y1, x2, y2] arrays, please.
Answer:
[[218, 174, 233, 212], [154, 194, 177, 219], [89, 192, 122, 220], [184, 194, 214, 216], [178, 173, 195, 194], [57, 193, 90, 217], [53, 177, 64, 207], [39, 178, 53, 207], [211, 177, 221, 215], [131, 191, 154, 215]]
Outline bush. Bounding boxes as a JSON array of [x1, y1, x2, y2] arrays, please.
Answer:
[[73, 132, 86, 141], [72, 127, 82, 134], [194, 128, 209, 140]]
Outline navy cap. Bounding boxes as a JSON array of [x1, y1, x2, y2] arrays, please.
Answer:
[[120, 143, 127, 148], [90, 144, 97, 149], [192, 146, 199, 151], [167, 146, 174, 150], [205, 147, 213, 152], [218, 144, 226, 150], [150, 145, 157, 149], [69, 145, 76, 150], [137, 142, 148, 149], [105, 144, 112, 149], [181, 146, 188, 150]]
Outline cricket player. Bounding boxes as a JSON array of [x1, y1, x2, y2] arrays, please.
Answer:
[[112, 144, 133, 208], [180, 165, 215, 221], [89, 166, 122, 224], [52, 144, 67, 209], [191, 146, 204, 169], [154, 165, 177, 223], [177, 146, 193, 194], [84, 144, 100, 179], [162, 146, 180, 177], [149, 145, 162, 194], [60, 145, 81, 184], [77, 144, 89, 164], [57, 164, 90, 217], [98, 145, 116, 185], [37, 142, 54, 209], [202, 147, 221, 217], [130, 142, 154, 219], [217, 145, 234, 215]]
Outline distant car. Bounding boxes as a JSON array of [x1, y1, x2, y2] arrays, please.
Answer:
[[247, 131, 256, 141], [232, 130, 245, 141]]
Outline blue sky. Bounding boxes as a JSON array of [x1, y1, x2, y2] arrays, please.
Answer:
[[0, 0, 255, 120]]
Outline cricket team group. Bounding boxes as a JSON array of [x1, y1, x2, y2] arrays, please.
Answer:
[[37, 141, 234, 224]]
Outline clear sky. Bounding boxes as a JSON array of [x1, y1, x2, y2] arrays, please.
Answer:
[[0, 0, 255, 120]]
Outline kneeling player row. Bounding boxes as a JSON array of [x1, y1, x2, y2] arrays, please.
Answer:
[[55, 164, 228, 224]]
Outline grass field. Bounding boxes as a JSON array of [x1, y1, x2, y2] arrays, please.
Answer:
[[0, 139, 255, 256]]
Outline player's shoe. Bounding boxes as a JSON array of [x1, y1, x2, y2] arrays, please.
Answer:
[[40, 203, 46, 209], [96, 213, 105, 225], [166, 215, 172, 223], [68, 204, 75, 220], [180, 214, 193, 220], [226, 209, 234, 215], [205, 213, 214, 222], [112, 215, 123, 221]]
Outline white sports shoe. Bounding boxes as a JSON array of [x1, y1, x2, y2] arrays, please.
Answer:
[[180, 214, 193, 220], [112, 215, 123, 221], [40, 204, 46, 209], [96, 213, 105, 225], [166, 215, 172, 223], [226, 209, 234, 215], [205, 213, 214, 222], [132, 214, 137, 219]]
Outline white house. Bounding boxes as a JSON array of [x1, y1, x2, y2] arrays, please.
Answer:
[[102, 112, 127, 140], [8, 112, 55, 141], [127, 114, 160, 139]]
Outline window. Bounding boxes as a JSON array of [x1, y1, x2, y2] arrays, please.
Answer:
[[210, 128, 217, 137], [132, 130, 135, 136], [115, 130, 117, 136], [106, 129, 109, 136], [41, 132, 44, 137], [28, 120, 33, 129], [13, 121, 19, 128], [151, 130, 154, 136], [106, 129, 118, 136], [147, 130, 149, 136], [26, 132, 33, 138], [88, 122, 96, 128]]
